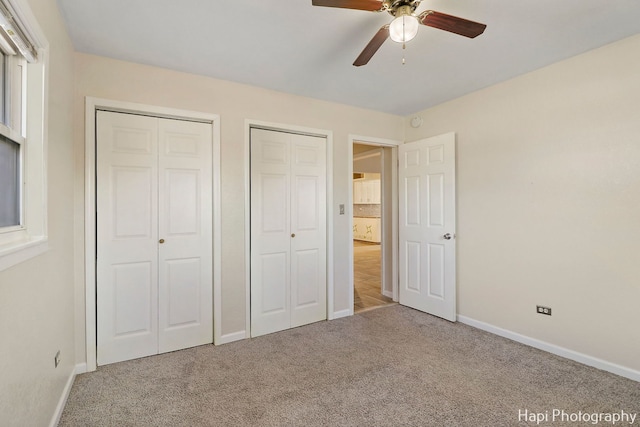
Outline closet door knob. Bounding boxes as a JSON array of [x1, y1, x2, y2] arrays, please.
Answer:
[[291, 234, 295, 238], [159, 239, 165, 244]]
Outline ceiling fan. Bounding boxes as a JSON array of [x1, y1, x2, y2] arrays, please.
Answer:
[[311, 0, 487, 66]]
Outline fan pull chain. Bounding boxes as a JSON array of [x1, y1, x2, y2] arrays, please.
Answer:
[[402, 42, 406, 65]]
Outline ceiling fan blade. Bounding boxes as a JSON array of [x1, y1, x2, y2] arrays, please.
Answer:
[[312, 0, 385, 12], [419, 10, 487, 38], [353, 24, 389, 67]]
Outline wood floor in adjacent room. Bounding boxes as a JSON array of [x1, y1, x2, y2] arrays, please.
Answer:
[[353, 240, 395, 313]]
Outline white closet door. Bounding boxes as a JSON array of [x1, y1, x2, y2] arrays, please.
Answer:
[[250, 129, 292, 337], [97, 111, 160, 365], [290, 134, 326, 328], [97, 111, 213, 365], [250, 128, 326, 337], [158, 118, 213, 353]]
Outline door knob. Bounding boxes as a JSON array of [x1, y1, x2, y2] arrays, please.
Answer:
[[443, 233, 452, 240], [159, 239, 165, 244], [291, 233, 296, 238]]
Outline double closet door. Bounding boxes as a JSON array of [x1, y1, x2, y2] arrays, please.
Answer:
[[96, 111, 213, 365], [250, 128, 327, 337]]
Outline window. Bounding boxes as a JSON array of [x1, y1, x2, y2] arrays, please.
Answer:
[[0, 0, 48, 271], [0, 134, 20, 227], [0, 40, 27, 230]]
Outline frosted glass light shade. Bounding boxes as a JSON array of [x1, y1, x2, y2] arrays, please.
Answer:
[[389, 15, 419, 43]]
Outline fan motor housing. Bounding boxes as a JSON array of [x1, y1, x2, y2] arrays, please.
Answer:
[[385, 0, 420, 16]]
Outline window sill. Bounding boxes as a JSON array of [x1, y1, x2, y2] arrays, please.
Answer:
[[0, 236, 49, 273]]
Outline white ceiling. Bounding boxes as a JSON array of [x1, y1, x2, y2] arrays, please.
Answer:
[[56, 0, 640, 116]]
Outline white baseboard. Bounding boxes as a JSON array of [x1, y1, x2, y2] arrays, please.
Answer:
[[382, 290, 393, 299], [217, 310, 355, 343], [49, 366, 76, 427], [217, 330, 247, 345], [457, 315, 640, 383], [75, 363, 87, 375], [330, 308, 352, 320]]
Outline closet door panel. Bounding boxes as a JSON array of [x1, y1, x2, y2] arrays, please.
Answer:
[[158, 118, 213, 353], [96, 111, 159, 365]]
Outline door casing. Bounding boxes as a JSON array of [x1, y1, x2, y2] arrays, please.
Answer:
[[84, 97, 221, 372], [348, 135, 402, 315]]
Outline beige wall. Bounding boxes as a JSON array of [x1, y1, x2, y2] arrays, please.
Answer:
[[73, 35, 640, 374], [0, 0, 75, 425], [72, 53, 404, 362], [405, 34, 640, 372]]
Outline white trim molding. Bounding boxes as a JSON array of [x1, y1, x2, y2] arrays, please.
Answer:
[[48, 367, 76, 427], [458, 315, 640, 383], [331, 308, 352, 320], [0, 237, 47, 271], [84, 97, 222, 371], [218, 330, 247, 345]]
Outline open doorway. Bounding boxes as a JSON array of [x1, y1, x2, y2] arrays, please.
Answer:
[[353, 144, 395, 313]]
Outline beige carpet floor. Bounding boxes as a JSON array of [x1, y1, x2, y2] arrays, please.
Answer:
[[60, 306, 639, 426]]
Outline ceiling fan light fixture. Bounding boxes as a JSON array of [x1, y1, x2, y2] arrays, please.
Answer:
[[389, 14, 419, 43]]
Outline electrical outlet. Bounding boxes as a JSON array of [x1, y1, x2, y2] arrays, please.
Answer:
[[536, 305, 552, 316], [54, 350, 61, 368]]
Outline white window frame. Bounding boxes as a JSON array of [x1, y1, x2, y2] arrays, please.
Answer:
[[0, 0, 49, 272]]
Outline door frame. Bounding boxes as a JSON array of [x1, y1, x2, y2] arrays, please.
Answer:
[[348, 135, 401, 314], [84, 97, 221, 372], [244, 120, 334, 336]]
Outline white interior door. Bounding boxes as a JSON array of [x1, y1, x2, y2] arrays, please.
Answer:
[[290, 133, 327, 328], [250, 128, 326, 337], [398, 133, 456, 321], [157, 118, 213, 353], [97, 111, 213, 365], [250, 129, 291, 336], [97, 112, 159, 364]]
